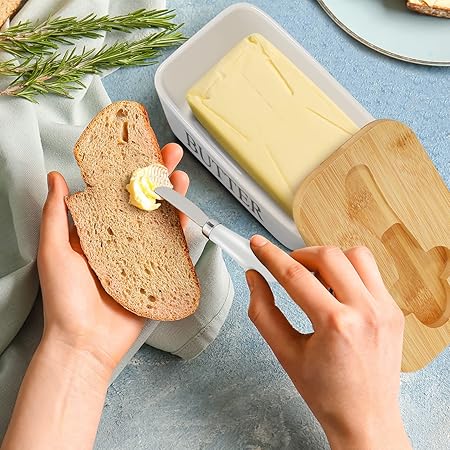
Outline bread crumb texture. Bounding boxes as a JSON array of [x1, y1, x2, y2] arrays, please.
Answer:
[[0, 0, 22, 26], [406, 1, 450, 18], [66, 101, 201, 320]]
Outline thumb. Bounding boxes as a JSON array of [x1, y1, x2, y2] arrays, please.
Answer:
[[246, 270, 301, 365], [39, 172, 70, 253]]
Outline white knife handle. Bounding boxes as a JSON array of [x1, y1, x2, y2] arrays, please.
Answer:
[[207, 224, 276, 284]]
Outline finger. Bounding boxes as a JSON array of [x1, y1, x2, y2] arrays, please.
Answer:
[[250, 235, 338, 325], [161, 143, 183, 174], [290, 246, 368, 306], [344, 246, 391, 300], [69, 224, 84, 256], [315, 273, 330, 290], [246, 270, 301, 364], [169, 170, 189, 229], [39, 172, 70, 252], [314, 273, 337, 299]]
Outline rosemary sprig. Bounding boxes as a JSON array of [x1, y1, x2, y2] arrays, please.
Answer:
[[0, 28, 186, 102], [0, 9, 178, 57]]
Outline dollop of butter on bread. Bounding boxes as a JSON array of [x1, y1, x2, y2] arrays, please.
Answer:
[[127, 164, 172, 211]]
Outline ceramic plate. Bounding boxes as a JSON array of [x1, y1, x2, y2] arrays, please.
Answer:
[[317, 0, 450, 66]]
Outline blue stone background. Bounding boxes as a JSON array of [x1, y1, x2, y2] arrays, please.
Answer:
[[99, 1, 450, 449]]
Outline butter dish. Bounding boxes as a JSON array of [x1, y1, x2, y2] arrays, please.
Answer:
[[186, 33, 360, 214], [155, 2, 374, 249]]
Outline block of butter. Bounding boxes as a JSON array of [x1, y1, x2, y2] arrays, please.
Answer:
[[187, 34, 359, 213]]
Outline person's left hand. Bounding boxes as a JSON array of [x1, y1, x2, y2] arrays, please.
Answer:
[[37, 143, 189, 378]]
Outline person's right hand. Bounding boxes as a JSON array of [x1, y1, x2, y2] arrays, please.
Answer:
[[246, 236, 411, 450]]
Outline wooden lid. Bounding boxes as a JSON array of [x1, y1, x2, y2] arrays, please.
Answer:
[[293, 119, 450, 372]]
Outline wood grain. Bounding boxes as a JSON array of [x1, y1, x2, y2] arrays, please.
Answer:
[[293, 119, 450, 371]]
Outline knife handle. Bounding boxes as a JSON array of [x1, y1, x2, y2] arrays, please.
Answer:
[[207, 224, 277, 284]]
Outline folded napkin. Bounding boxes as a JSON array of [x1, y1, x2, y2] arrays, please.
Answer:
[[0, 0, 234, 435]]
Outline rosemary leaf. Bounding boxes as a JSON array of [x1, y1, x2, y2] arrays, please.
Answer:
[[0, 28, 186, 102], [0, 9, 178, 57]]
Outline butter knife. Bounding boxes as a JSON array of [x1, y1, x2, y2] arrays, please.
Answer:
[[155, 187, 276, 284]]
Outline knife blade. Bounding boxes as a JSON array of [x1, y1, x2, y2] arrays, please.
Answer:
[[155, 186, 276, 284], [156, 186, 209, 228]]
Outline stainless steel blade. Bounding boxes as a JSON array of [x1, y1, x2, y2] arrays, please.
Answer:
[[155, 186, 209, 228]]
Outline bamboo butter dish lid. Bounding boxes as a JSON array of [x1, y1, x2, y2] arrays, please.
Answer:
[[293, 119, 450, 372]]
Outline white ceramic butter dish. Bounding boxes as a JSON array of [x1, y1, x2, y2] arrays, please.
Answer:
[[155, 2, 374, 250]]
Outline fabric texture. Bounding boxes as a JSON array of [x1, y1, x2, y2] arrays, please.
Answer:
[[0, 0, 234, 434]]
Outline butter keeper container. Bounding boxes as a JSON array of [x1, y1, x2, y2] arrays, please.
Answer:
[[155, 2, 374, 250]]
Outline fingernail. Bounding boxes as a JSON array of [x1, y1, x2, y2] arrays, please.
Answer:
[[47, 173, 53, 191], [251, 235, 268, 248]]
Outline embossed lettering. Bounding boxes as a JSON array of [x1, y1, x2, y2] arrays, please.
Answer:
[[198, 146, 212, 168], [251, 200, 262, 220], [184, 129, 263, 223], [238, 187, 250, 207], [185, 131, 199, 154]]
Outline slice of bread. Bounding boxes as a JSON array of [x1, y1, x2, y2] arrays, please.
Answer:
[[406, 1, 450, 18], [0, 0, 22, 27], [66, 101, 201, 320]]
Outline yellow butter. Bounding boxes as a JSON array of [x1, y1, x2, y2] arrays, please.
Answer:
[[187, 34, 359, 213], [126, 164, 171, 211]]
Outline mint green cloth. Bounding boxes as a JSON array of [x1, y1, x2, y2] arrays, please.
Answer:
[[0, 0, 234, 436]]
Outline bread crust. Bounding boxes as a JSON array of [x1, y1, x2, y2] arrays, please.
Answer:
[[66, 101, 201, 320], [406, 1, 450, 18], [0, 0, 22, 27]]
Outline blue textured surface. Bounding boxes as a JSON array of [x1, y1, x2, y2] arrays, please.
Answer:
[[98, 1, 450, 449]]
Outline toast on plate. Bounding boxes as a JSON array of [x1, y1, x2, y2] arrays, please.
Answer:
[[406, 1, 450, 18]]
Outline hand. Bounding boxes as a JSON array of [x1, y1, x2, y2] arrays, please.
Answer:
[[246, 237, 411, 450], [2, 144, 189, 450], [37, 143, 189, 378]]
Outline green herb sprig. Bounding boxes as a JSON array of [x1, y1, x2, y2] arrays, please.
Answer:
[[0, 28, 185, 102], [0, 9, 186, 102], [0, 9, 178, 57]]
